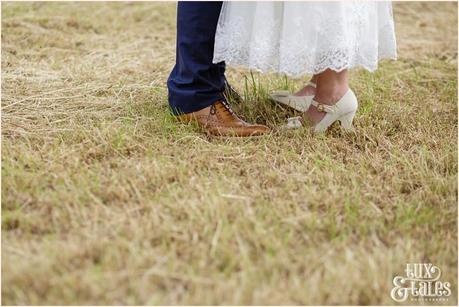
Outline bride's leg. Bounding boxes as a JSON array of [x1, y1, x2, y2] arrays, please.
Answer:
[[293, 75, 318, 97], [304, 69, 349, 124]]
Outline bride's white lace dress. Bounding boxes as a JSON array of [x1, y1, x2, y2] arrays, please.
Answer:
[[213, 1, 397, 77]]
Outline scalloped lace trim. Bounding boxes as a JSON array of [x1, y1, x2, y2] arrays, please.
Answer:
[[213, 1, 397, 77]]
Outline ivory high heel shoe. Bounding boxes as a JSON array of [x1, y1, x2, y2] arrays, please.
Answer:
[[307, 89, 358, 134], [270, 81, 316, 112]]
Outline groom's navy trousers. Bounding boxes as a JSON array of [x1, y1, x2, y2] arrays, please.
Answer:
[[167, 1, 226, 115]]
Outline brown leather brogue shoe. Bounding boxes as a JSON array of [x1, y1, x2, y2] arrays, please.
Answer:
[[176, 101, 270, 137]]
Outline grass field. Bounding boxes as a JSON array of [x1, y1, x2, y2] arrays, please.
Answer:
[[1, 1, 458, 305]]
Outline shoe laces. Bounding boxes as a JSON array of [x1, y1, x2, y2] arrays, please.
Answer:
[[210, 100, 236, 117], [220, 100, 236, 116]]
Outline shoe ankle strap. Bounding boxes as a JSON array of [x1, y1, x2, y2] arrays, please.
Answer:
[[311, 100, 336, 113], [308, 81, 316, 88]]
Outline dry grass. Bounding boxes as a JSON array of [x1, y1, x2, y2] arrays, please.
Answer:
[[1, 1, 458, 305]]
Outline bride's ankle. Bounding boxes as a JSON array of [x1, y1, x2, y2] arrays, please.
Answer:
[[314, 85, 348, 105], [293, 82, 316, 97]]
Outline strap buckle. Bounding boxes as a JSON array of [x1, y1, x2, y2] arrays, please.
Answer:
[[312, 100, 336, 113]]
